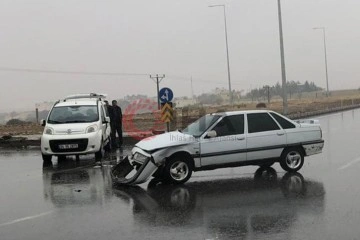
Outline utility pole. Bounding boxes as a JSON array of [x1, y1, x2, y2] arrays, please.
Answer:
[[313, 27, 330, 97], [266, 86, 270, 104], [277, 0, 288, 115], [150, 74, 165, 110], [209, 4, 233, 105], [35, 104, 39, 124], [191, 76, 194, 99]]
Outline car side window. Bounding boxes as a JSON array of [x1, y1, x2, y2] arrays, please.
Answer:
[[270, 112, 296, 129], [247, 113, 280, 133], [212, 115, 244, 137]]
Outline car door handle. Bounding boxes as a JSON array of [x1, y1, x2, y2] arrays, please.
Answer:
[[236, 137, 245, 140], [277, 132, 285, 136]]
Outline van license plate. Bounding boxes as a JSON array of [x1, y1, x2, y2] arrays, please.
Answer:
[[59, 144, 78, 149]]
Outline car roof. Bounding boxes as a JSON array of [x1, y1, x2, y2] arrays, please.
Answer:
[[210, 109, 274, 116], [55, 99, 98, 107]]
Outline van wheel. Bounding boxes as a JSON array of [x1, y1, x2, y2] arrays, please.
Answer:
[[104, 138, 111, 152], [95, 149, 102, 161], [163, 156, 193, 184], [42, 154, 52, 162], [95, 142, 103, 161], [280, 147, 304, 172]]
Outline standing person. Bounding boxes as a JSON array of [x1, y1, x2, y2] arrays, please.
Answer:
[[104, 100, 113, 118], [110, 100, 123, 148]]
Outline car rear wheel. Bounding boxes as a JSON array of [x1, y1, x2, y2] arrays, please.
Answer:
[[280, 147, 304, 172], [164, 156, 193, 184]]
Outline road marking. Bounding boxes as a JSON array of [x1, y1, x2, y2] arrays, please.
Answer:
[[0, 211, 53, 228], [338, 156, 360, 171]]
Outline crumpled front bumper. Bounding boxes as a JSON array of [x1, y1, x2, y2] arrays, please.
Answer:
[[111, 156, 159, 185]]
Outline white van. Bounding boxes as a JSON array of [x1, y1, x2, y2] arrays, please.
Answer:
[[41, 93, 111, 162]]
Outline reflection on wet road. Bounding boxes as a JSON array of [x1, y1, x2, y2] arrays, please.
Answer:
[[1, 109, 360, 240]]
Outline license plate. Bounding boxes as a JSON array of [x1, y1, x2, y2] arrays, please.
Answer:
[[58, 144, 78, 149]]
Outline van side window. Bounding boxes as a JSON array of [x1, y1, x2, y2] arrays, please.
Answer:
[[247, 113, 280, 133]]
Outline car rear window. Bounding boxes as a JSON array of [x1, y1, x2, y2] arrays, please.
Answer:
[[247, 113, 280, 133], [270, 112, 296, 129]]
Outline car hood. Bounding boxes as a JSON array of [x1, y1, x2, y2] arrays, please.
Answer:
[[135, 131, 197, 152]]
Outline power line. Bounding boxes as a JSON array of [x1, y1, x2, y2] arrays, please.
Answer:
[[168, 75, 243, 86], [0, 66, 243, 86], [0, 67, 148, 76]]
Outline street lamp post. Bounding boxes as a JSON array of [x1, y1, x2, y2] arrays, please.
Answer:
[[277, 0, 288, 115], [209, 4, 233, 105], [313, 27, 330, 97]]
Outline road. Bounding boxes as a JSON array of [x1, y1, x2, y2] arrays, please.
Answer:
[[1, 109, 360, 240]]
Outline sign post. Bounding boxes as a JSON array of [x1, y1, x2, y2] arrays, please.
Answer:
[[159, 88, 174, 132]]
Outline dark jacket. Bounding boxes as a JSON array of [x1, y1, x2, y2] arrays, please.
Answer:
[[111, 105, 122, 126]]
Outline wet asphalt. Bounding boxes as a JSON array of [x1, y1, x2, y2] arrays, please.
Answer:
[[1, 109, 360, 240]]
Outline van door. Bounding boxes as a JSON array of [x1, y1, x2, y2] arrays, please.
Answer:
[[100, 105, 110, 142]]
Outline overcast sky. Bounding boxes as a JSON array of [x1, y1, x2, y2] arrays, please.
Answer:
[[0, 0, 359, 112]]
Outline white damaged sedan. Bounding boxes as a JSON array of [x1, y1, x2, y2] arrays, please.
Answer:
[[112, 110, 324, 185]]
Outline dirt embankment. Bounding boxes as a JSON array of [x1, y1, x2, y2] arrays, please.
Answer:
[[1, 96, 360, 138], [0, 123, 44, 136]]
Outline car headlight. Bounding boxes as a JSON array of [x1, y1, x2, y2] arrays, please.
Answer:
[[86, 125, 98, 133], [133, 152, 148, 162], [45, 127, 54, 135]]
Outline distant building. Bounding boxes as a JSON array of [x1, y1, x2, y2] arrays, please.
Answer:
[[174, 98, 197, 108]]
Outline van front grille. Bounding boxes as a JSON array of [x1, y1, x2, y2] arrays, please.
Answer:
[[49, 139, 88, 153]]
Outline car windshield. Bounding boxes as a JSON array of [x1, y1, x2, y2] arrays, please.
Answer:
[[182, 115, 221, 137], [47, 105, 99, 124]]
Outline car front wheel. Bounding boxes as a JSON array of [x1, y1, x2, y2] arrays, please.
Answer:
[[164, 156, 193, 184], [280, 147, 304, 172]]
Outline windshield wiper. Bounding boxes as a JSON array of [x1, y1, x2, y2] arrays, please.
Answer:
[[64, 120, 85, 123], [47, 120, 63, 124]]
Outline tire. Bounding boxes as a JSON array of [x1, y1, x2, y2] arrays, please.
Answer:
[[163, 156, 193, 184], [95, 141, 104, 161], [42, 154, 52, 162], [58, 155, 66, 161], [104, 138, 111, 152], [280, 147, 304, 172], [95, 149, 102, 161], [259, 161, 275, 168]]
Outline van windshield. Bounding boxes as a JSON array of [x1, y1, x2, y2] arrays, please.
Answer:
[[47, 105, 99, 124]]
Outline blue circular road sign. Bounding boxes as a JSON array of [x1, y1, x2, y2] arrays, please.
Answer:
[[159, 87, 174, 103]]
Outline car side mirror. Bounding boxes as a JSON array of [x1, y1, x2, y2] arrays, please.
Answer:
[[104, 117, 110, 123], [40, 119, 46, 126], [206, 130, 217, 138]]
